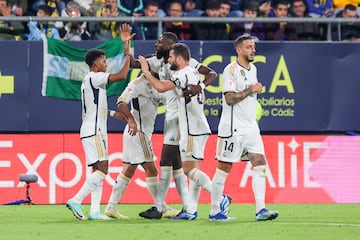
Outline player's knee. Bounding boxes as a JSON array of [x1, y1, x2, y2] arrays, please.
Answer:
[[123, 166, 137, 178], [143, 166, 158, 177], [93, 160, 109, 175], [249, 153, 266, 166]]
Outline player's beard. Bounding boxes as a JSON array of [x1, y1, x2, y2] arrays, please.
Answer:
[[170, 63, 178, 70], [156, 48, 168, 59], [248, 55, 254, 62]]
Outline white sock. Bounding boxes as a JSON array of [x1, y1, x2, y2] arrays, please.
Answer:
[[188, 179, 200, 214], [210, 168, 228, 215], [252, 165, 266, 213], [173, 168, 190, 210], [188, 168, 212, 194], [107, 172, 130, 207], [146, 176, 158, 203], [73, 171, 104, 204], [155, 166, 172, 212], [90, 181, 103, 214]]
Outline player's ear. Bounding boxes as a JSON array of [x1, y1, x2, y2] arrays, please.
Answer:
[[93, 58, 101, 69]]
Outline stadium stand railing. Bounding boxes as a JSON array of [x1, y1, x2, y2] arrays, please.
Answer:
[[1, 16, 360, 41]]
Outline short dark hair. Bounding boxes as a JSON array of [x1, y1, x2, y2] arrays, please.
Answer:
[[220, 0, 231, 6], [162, 32, 178, 44], [38, 5, 53, 15], [243, 0, 259, 12], [85, 49, 105, 67], [206, 0, 220, 10], [344, 4, 357, 11], [170, 43, 190, 61], [273, 0, 289, 9], [145, 1, 158, 9], [234, 34, 254, 48]]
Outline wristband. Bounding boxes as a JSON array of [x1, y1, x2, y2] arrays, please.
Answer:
[[199, 82, 206, 90], [109, 110, 116, 117]]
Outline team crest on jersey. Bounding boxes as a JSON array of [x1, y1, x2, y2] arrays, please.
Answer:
[[126, 87, 134, 93], [222, 151, 227, 158], [240, 69, 245, 76]]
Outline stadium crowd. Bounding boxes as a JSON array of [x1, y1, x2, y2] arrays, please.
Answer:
[[0, 0, 359, 41]]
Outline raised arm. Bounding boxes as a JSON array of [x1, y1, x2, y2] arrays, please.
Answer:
[[108, 23, 136, 83], [139, 56, 175, 93]]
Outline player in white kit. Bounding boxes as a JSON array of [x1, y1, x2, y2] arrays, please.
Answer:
[[209, 34, 279, 221], [130, 32, 219, 219], [139, 43, 231, 220], [103, 73, 165, 219], [66, 23, 134, 220]]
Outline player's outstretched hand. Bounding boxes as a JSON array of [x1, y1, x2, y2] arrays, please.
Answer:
[[183, 84, 201, 98], [138, 55, 150, 74], [119, 23, 136, 43]]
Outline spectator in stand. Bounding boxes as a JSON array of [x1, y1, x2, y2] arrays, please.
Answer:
[[305, 0, 333, 17], [27, 4, 60, 40], [7, 0, 28, 16], [141, 1, 161, 40], [7, 0, 29, 38], [116, 0, 144, 40], [331, 4, 360, 41], [143, 0, 166, 17], [58, 1, 91, 40], [89, 0, 122, 40], [183, 0, 204, 16], [191, 0, 228, 40], [257, 0, 272, 17], [164, 1, 191, 40], [229, 1, 265, 40], [219, 0, 232, 34], [219, 0, 231, 17], [74, 0, 105, 16], [0, 0, 24, 40], [117, 0, 144, 17], [290, 0, 321, 40], [263, 0, 298, 40], [32, 0, 66, 16]]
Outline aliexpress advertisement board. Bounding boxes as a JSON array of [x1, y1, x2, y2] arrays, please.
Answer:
[[1, 134, 359, 205]]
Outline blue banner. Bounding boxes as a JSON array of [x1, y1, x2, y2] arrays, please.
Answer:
[[0, 41, 359, 133]]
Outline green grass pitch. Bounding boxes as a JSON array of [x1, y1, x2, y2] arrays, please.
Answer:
[[1, 204, 359, 240]]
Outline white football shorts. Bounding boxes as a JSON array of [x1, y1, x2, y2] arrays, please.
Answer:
[[180, 134, 209, 161], [216, 125, 265, 163], [122, 127, 154, 165], [163, 118, 180, 145], [81, 134, 108, 166]]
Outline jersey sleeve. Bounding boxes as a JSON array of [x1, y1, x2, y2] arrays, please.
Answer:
[[116, 76, 144, 105], [189, 58, 202, 71], [222, 63, 237, 93], [170, 75, 180, 88], [91, 72, 110, 88]]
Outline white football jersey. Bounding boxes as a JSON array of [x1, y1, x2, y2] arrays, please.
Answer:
[[218, 61, 258, 137], [147, 56, 202, 121], [117, 75, 161, 137], [171, 65, 211, 136], [80, 71, 110, 138]]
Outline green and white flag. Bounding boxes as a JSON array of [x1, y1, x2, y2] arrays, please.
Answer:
[[42, 37, 131, 100]]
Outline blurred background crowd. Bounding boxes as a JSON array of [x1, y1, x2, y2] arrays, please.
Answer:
[[0, 0, 359, 41]]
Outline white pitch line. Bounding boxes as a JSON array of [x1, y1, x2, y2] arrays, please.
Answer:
[[276, 222, 360, 228]]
